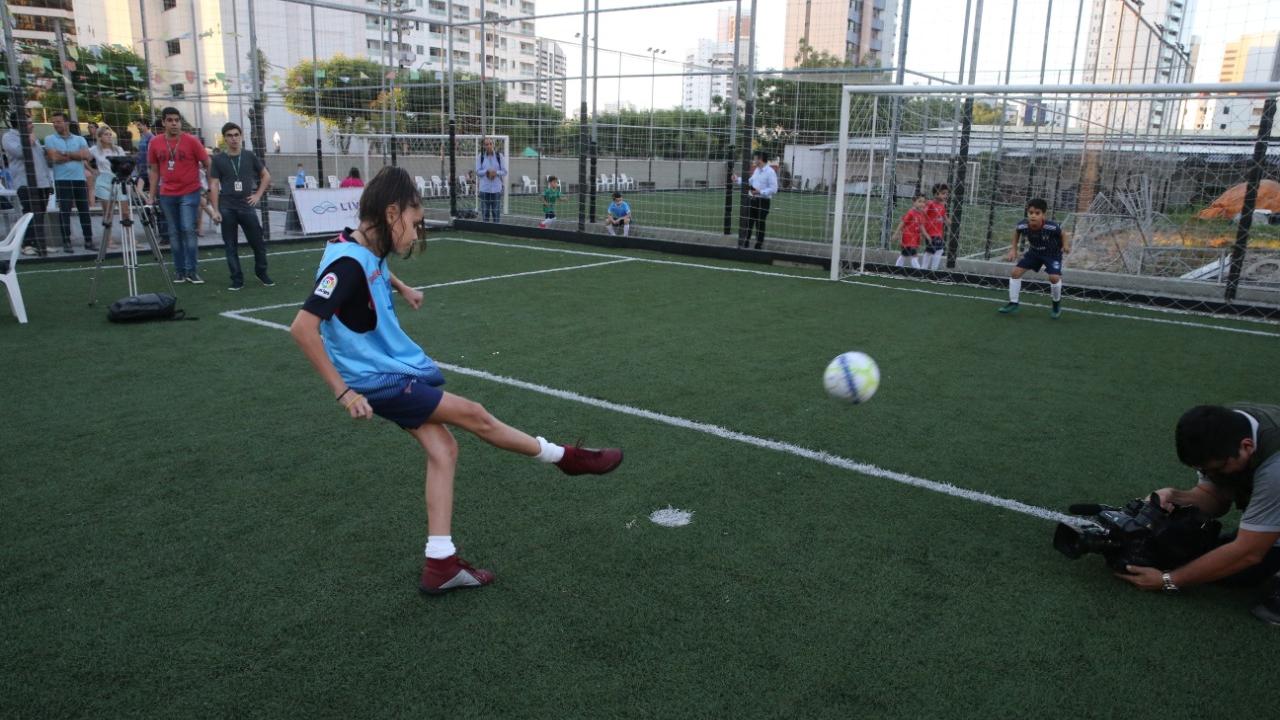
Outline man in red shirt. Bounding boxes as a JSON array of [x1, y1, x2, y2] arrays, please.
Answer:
[[148, 107, 211, 284]]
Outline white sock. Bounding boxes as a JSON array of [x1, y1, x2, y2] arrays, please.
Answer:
[[543, 217, 554, 226], [931, 252, 944, 270], [606, 225, 616, 235], [1009, 278, 1022, 303], [425, 535, 456, 559], [910, 256, 921, 269], [895, 254, 906, 267], [622, 224, 630, 237], [1051, 281, 1062, 302], [535, 436, 565, 463]]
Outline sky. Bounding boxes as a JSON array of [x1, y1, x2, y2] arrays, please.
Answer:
[[533, 0, 1280, 112]]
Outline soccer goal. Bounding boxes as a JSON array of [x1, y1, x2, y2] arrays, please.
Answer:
[[339, 133, 511, 216], [828, 81, 1280, 319]]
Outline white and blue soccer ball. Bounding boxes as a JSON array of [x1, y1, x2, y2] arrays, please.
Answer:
[[823, 351, 880, 404]]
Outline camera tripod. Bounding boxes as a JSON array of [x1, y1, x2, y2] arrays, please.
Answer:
[[88, 174, 175, 305]]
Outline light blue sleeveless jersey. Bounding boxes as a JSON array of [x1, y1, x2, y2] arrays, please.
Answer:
[[316, 240, 442, 389]]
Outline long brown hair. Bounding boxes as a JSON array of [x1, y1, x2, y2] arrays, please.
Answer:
[[358, 166, 422, 258]]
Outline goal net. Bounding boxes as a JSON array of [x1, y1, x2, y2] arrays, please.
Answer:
[[829, 83, 1280, 319], [337, 133, 510, 216]]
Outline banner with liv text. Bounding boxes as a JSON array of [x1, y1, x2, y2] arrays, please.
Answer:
[[293, 187, 362, 235]]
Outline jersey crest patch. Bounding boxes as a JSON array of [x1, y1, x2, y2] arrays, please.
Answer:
[[314, 272, 338, 299]]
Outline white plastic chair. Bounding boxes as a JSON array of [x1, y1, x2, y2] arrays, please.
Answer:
[[618, 173, 637, 191], [327, 175, 340, 189], [596, 174, 613, 191], [457, 175, 472, 195], [415, 175, 432, 197], [521, 175, 538, 193], [431, 175, 449, 196], [305, 175, 319, 189], [0, 213, 35, 324]]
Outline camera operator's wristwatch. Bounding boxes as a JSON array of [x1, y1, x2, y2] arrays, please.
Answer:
[[1161, 572, 1180, 593]]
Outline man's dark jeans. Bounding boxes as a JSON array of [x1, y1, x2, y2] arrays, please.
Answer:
[[219, 205, 268, 286], [16, 186, 51, 253], [54, 179, 94, 249]]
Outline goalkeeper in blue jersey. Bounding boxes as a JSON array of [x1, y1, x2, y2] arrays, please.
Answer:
[[290, 167, 623, 597], [998, 198, 1071, 319]]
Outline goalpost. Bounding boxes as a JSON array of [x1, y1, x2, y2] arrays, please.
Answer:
[[827, 81, 1280, 318], [340, 133, 511, 216]]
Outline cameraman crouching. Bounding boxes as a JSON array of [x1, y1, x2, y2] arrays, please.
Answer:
[[1117, 404, 1280, 624]]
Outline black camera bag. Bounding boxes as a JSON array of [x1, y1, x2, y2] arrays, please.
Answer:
[[108, 293, 186, 323]]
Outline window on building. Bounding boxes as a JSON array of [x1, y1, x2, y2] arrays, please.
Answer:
[[521, 1, 534, 13], [416, 45, 424, 54], [166, 39, 181, 56], [429, 0, 445, 13], [521, 82, 533, 93], [170, 83, 184, 98], [367, 39, 381, 51], [429, 47, 444, 58], [163, 0, 177, 10], [1223, 107, 1230, 115]]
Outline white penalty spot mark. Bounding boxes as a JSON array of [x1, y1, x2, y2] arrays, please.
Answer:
[[650, 506, 694, 527]]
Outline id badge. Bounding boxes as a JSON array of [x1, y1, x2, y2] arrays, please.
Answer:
[[233, 181, 243, 192], [167, 160, 175, 171]]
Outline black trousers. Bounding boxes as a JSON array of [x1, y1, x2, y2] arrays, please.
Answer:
[[745, 196, 771, 246], [54, 179, 94, 249], [219, 206, 268, 285], [16, 186, 52, 253]]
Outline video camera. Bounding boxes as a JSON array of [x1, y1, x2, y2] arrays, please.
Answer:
[[1053, 494, 1222, 571], [107, 155, 137, 181]]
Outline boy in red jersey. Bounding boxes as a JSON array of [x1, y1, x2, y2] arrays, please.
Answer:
[[923, 183, 949, 270], [892, 193, 928, 269]]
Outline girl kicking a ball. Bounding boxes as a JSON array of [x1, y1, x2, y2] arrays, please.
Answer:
[[290, 166, 623, 596]]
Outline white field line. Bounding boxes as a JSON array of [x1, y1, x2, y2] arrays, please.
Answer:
[[218, 258, 635, 318], [434, 236, 1280, 338], [221, 299, 1083, 527], [221, 246, 1082, 528]]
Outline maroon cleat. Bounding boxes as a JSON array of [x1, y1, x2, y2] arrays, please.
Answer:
[[419, 555, 495, 595], [555, 444, 624, 476]]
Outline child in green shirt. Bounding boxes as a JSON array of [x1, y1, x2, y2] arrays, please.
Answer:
[[539, 176, 561, 229]]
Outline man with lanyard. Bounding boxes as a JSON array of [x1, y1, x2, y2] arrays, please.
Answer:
[[208, 122, 273, 291], [148, 107, 211, 284], [1118, 404, 1280, 625], [44, 111, 97, 253], [475, 137, 506, 222], [2, 110, 54, 256]]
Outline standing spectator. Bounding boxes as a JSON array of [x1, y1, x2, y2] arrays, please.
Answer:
[[148, 106, 211, 284], [294, 164, 307, 189], [132, 118, 154, 188], [2, 110, 54, 256], [45, 111, 97, 252], [208, 122, 273, 291], [84, 121, 99, 145], [340, 167, 364, 188], [732, 151, 778, 249], [86, 126, 129, 249], [474, 137, 506, 222]]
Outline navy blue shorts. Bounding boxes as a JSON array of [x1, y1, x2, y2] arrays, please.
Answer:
[[900, 246, 919, 256], [1016, 251, 1063, 275], [544, 211, 556, 219], [925, 236, 945, 252], [360, 374, 446, 430]]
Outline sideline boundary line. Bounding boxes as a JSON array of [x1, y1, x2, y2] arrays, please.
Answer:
[[436, 236, 1280, 338]]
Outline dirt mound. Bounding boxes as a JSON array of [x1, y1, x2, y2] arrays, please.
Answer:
[[1196, 180, 1280, 220]]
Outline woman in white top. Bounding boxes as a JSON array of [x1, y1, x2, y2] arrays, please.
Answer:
[[86, 126, 128, 247]]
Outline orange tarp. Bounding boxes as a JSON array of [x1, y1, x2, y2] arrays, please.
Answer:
[[1196, 179, 1280, 219]]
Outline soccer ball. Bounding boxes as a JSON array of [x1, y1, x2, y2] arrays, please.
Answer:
[[823, 352, 880, 404]]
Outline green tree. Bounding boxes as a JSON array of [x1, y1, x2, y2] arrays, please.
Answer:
[[1, 43, 151, 135]]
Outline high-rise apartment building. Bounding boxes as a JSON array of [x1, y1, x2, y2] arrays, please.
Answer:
[[783, 0, 896, 68], [681, 10, 754, 113], [1210, 32, 1280, 133], [1081, 0, 1196, 131]]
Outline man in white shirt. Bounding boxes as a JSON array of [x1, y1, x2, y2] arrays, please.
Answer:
[[2, 110, 54, 256], [735, 151, 778, 249]]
